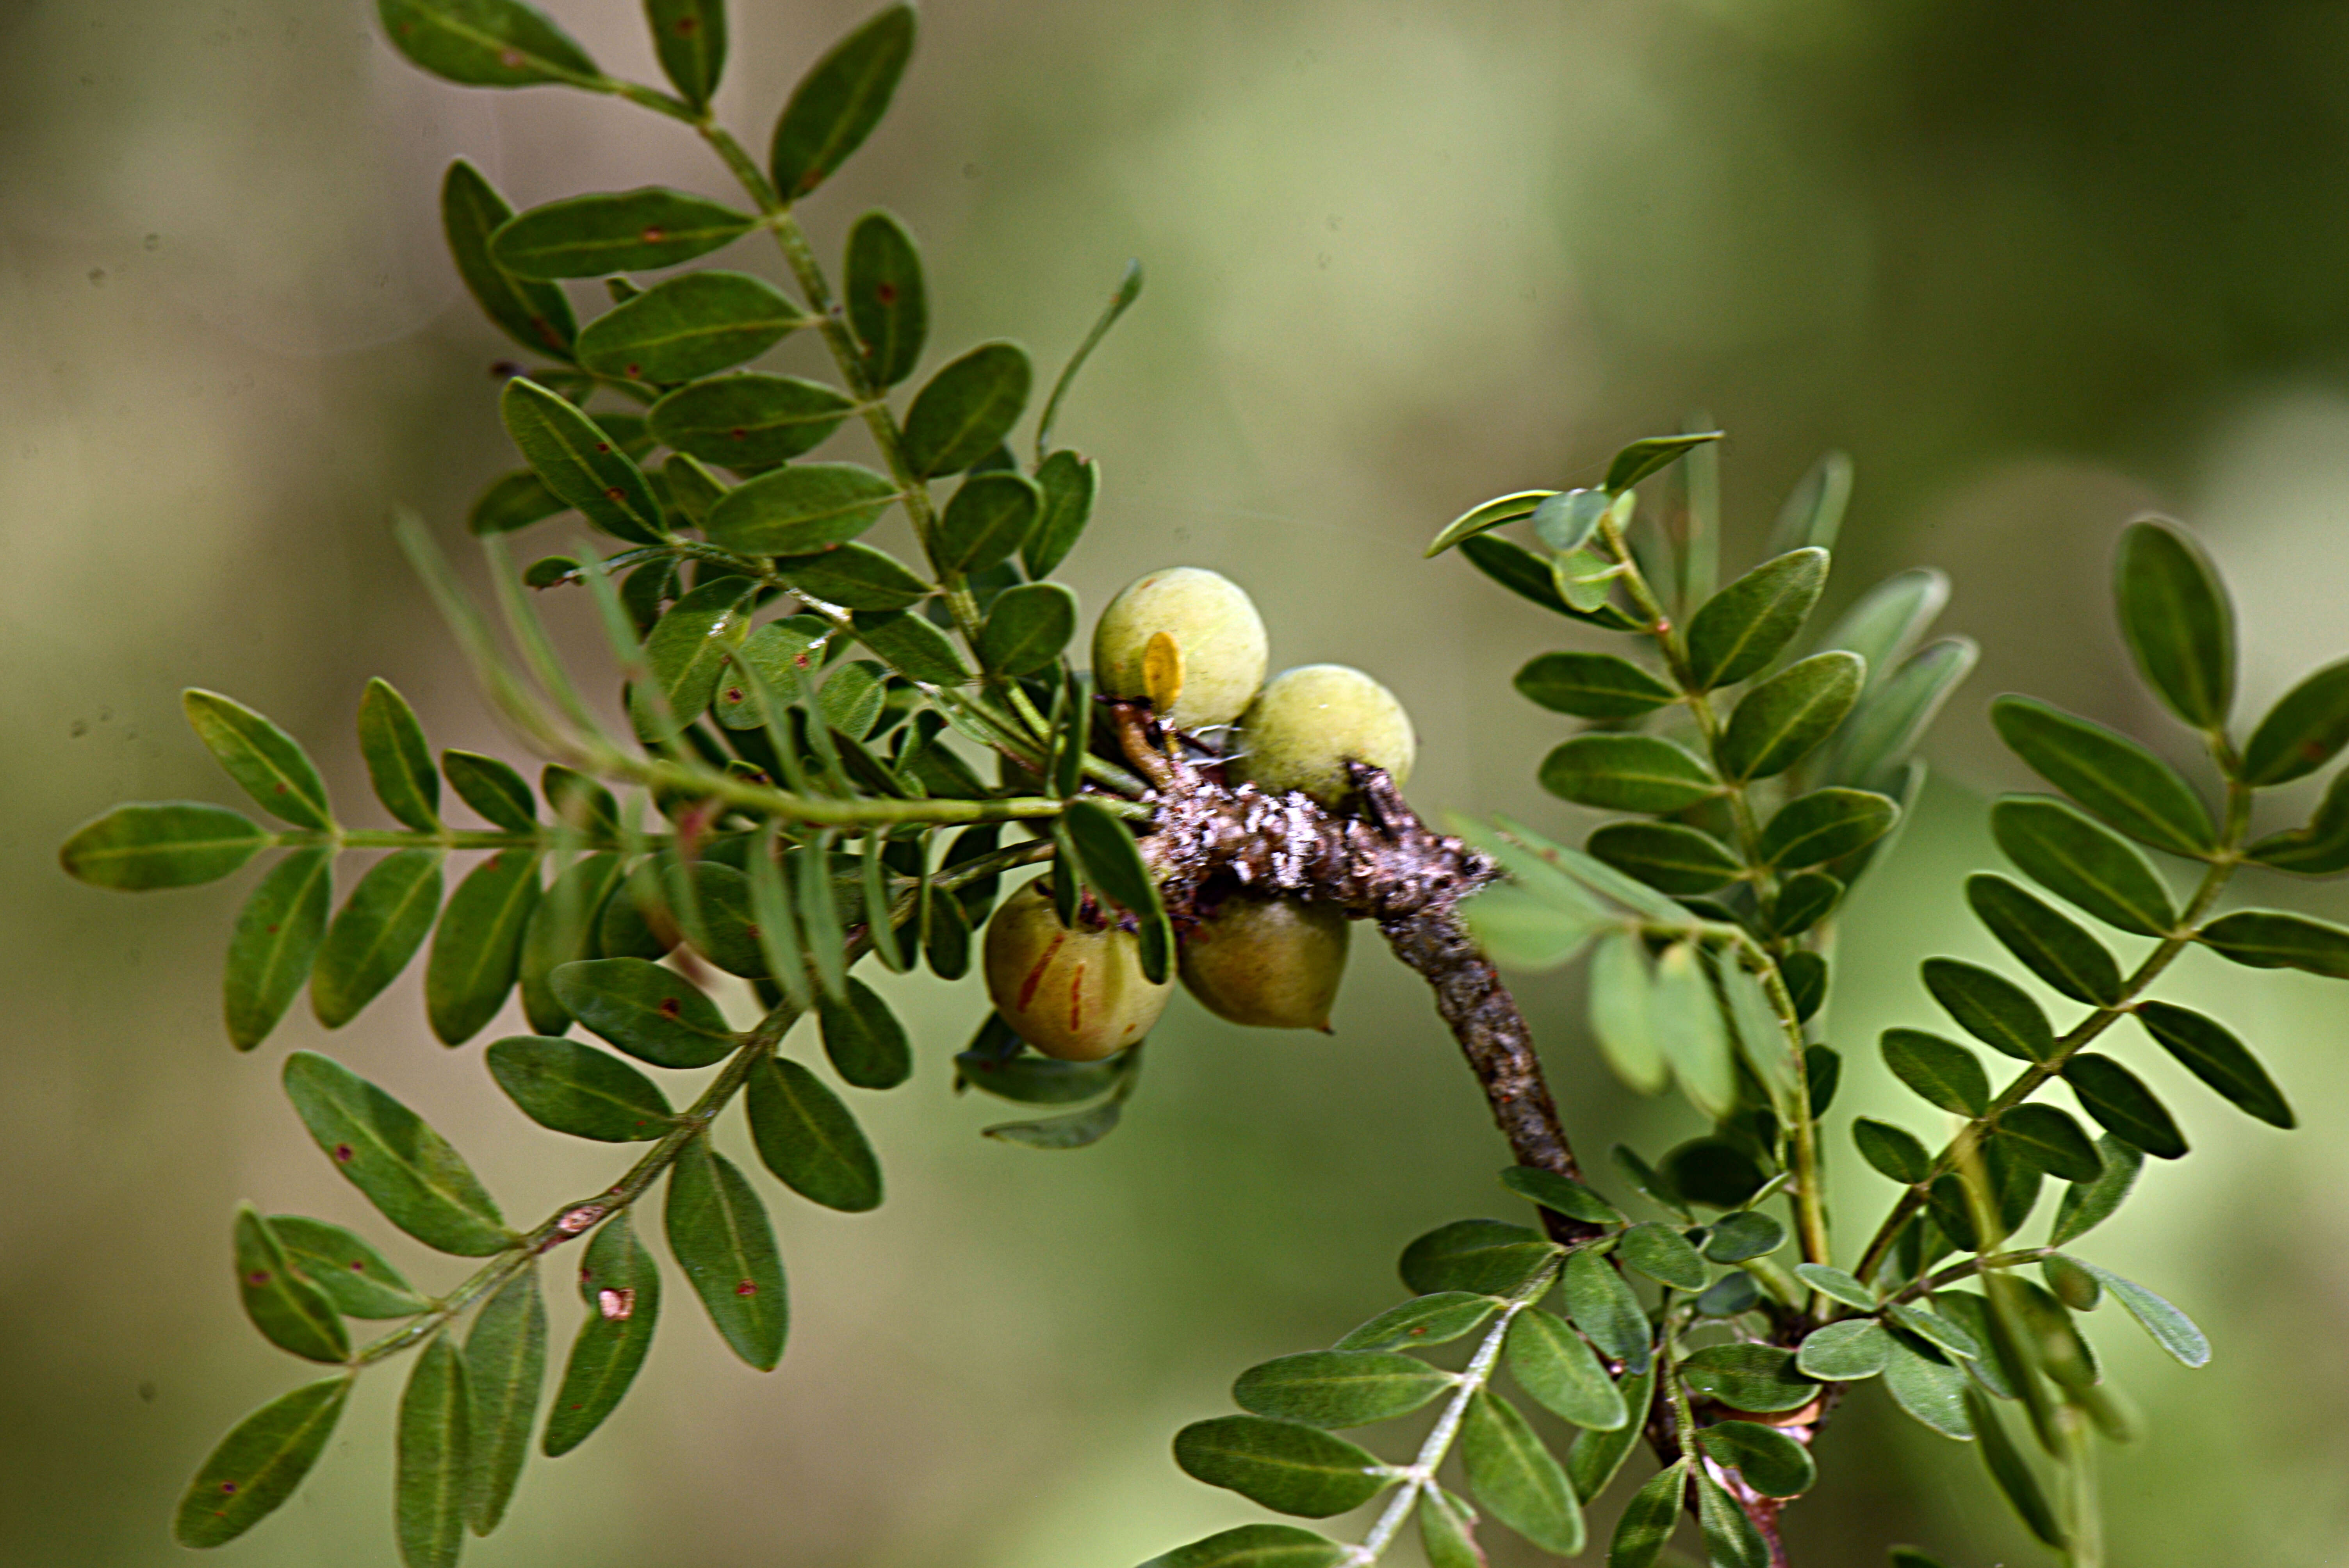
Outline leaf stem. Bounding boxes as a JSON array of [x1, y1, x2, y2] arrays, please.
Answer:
[[1852, 777, 2251, 1285], [1338, 1259, 1562, 1568]]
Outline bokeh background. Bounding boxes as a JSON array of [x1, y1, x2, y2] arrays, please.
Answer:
[[9, 0, 2349, 1563]]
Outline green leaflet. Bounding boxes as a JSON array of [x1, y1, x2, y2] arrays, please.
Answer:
[[1996, 1103, 2104, 1182], [498, 377, 667, 544], [439, 159, 576, 359], [233, 1205, 349, 1363], [1695, 1470, 1772, 1568], [978, 582, 1078, 675], [283, 1051, 509, 1254], [311, 849, 446, 1029], [1025, 449, 1097, 578], [746, 1055, 882, 1212], [647, 373, 855, 469], [358, 678, 441, 830], [574, 270, 804, 384], [551, 957, 735, 1068], [396, 1333, 471, 1568], [1459, 534, 1575, 616], [705, 462, 900, 556], [183, 690, 333, 830], [2064, 1052, 2188, 1158], [769, 4, 916, 200], [1718, 651, 1863, 779], [902, 342, 1032, 476], [1559, 1249, 1650, 1373], [1513, 650, 1677, 718], [1617, 1221, 1706, 1292], [1461, 1389, 1584, 1555], [646, 0, 726, 107], [1880, 1332, 1972, 1438], [1990, 795, 2177, 937], [1852, 1117, 1932, 1184], [639, 576, 756, 733], [1822, 637, 1977, 790], [267, 1215, 429, 1318], [2197, 908, 2349, 978], [60, 801, 269, 891], [1679, 1343, 1821, 1413], [1965, 873, 2122, 1006], [1231, 1349, 1451, 1428], [1921, 957, 2051, 1062], [1793, 1262, 1877, 1311], [1586, 930, 1667, 1093], [845, 208, 927, 386], [1757, 787, 1897, 868], [2132, 999, 2294, 1128], [1586, 821, 1741, 895], [1137, 1524, 1346, 1568], [1504, 1306, 1628, 1429], [817, 977, 912, 1089], [424, 850, 541, 1045], [2114, 518, 2233, 730], [1990, 695, 2217, 855], [856, 608, 970, 686], [172, 1373, 352, 1547], [2050, 1134, 2143, 1244], [519, 852, 624, 1033], [1425, 488, 1555, 558], [937, 470, 1041, 574], [224, 848, 333, 1050], [1881, 1027, 1987, 1117], [1684, 547, 1828, 691], [544, 1212, 661, 1456], [1171, 1415, 1388, 1518], [1333, 1292, 1499, 1354], [2241, 656, 2349, 786], [1796, 1318, 1894, 1380], [378, 0, 596, 88], [1653, 942, 1735, 1121], [666, 1135, 790, 1370], [1705, 1209, 1785, 1262], [442, 750, 538, 832], [541, 763, 617, 842], [2055, 1254, 2211, 1366], [1398, 1218, 1555, 1296], [1605, 430, 1721, 493], [1607, 1461, 1684, 1568], [492, 188, 756, 278], [463, 1263, 546, 1534], [772, 543, 930, 611], [1967, 1388, 2065, 1548], [2247, 771, 2349, 873], [1499, 1165, 1626, 1226], [487, 1034, 674, 1141], [1417, 1487, 1484, 1568], [1817, 566, 1944, 692], [1569, 1358, 1655, 1503], [1698, 1420, 1816, 1497], [1539, 733, 1718, 813]]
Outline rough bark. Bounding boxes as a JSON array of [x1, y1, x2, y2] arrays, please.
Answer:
[[1112, 704, 1597, 1241]]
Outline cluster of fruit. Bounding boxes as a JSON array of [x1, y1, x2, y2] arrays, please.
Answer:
[[983, 567, 1417, 1062]]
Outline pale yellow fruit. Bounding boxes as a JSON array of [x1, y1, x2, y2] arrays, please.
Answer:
[[982, 879, 1173, 1061], [1180, 894, 1350, 1031], [1091, 567, 1269, 729], [1235, 664, 1416, 804]]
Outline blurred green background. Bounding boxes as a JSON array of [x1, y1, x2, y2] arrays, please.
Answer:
[[11, 0, 2349, 1563]]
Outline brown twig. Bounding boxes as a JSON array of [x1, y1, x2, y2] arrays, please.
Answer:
[[1110, 702, 1598, 1243]]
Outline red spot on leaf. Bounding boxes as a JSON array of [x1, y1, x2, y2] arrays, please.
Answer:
[[333, 1144, 353, 1163], [658, 997, 682, 1018], [724, 687, 745, 703], [349, 1260, 367, 1272], [604, 486, 626, 502], [676, 17, 699, 33], [498, 48, 526, 69], [219, 1481, 239, 1495], [734, 1280, 756, 1296], [625, 364, 641, 378], [246, 1271, 270, 1286], [264, 923, 279, 935], [729, 427, 747, 440], [875, 282, 897, 306], [641, 226, 667, 244], [595, 441, 611, 453]]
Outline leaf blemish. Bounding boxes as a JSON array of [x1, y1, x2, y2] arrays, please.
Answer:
[[599, 1287, 635, 1320]]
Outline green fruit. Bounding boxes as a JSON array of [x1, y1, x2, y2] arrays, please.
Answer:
[[1235, 664, 1415, 804], [1179, 894, 1349, 1031], [1091, 567, 1269, 729], [982, 879, 1173, 1061]]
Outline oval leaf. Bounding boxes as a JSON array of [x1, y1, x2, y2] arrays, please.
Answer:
[[1025, 448, 1097, 578], [491, 187, 755, 279], [1990, 795, 2177, 937], [666, 1135, 790, 1369], [2063, 1052, 2188, 1158], [463, 1263, 546, 1534], [747, 1055, 883, 1212], [283, 1051, 509, 1254], [575, 270, 804, 383], [488, 1034, 674, 1141], [1499, 1166, 1626, 1227], [550, 958, 735, 1069], [1996, 1102, 2104, 1183], [648, 372, 854, 468], [1880, 1028, 1988, 1117], [705, 461, 899, 556], [1233, 1349, 1451, 1429], [1334, 1293, 1499, 1354], [1399, 1219, 1555, 1296], [1586, 821, 1742, 896], [172, 1373, 352, 1547], [2132, 999, 2293, 1128], [396, 1333, 471, 1568], [1697, 1420, 1815, 1497], [1506, 1307, 1628, 1429], [1560, 1247, 1652, 1375], [1990, 695, 2216, 856], [224, 848, 333, 1051], [1172, 1415, 1387, 1519], [2197, 908, 2349, 978], [1684, 548, 1829, 691], [310, 848, 445, 1029], [1461, 1390, 1584, 1555], [901, 341, 1031, 477], [1921, 957, 2051, 1063], [266, 1215, 429, 1319], [817, 977, 913, 1090], [1679, 1343, 1822, 1413], [1965, 873, 2122, 1007], [60, 801, 269, 892], [442, 750, 538, 832], [183, 690, 332, 830], [543, 1212, 661, 1456], [499, 376, 665, 544], [378, 0, 596, 87], [1513, 651, 1677, 718], [440, 159, 577, 358], [233, 1204, 349, 1363], [1852, 1117, 1932, 1185], [1138, 1524, 1346, 1568], [1718, 652, 1863, 780], [1796, 1318, 1894, 1381], [2055, 1255, 2210, 1367], [2241, 656, 2349, 786], [938, 470, 1040, 574], [1758, 788, 1897, 869], [424, 850, 542, 1046], [845, 208, 927, 386], [1617, 1221, 1706, 1292], [768, 4, 916, 201], [2115, 518, 2233, 730], [1538, 734, 1718, 813]]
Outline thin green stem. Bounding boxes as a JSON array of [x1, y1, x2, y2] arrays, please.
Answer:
[[1339, 1259, 1562, 1568], [1884, 1247, 2050, 1306], [1853, 778, 2253, 1285]]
